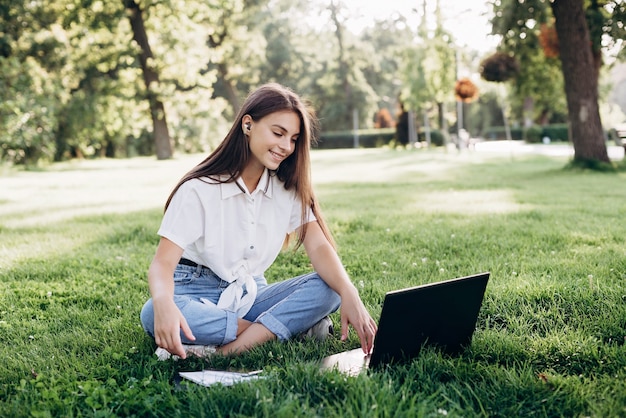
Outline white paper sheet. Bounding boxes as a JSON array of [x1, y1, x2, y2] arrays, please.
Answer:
[[179, 369, 263, 387]]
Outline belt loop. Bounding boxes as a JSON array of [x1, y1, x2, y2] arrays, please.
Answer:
[[195, 263, 202, 274]]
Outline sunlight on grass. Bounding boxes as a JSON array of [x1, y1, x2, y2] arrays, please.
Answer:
[[0, 228, 90, 267], [414, 189, 528, 215], [0, 155, 201, 228], [1, 148, 626, 417], [0, 148, 501, 229], [310, 148, 473, 184]]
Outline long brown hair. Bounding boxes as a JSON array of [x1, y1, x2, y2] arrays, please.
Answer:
[[165, 83, 335, 249]]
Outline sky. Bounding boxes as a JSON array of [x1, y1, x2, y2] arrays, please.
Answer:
[[339, 0, 500, 54]]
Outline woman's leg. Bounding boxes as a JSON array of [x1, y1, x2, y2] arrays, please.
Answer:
[[140, 295, 240, 346], [218, 272, 340, 354], [140, 264, 240, 346], [217, 323, 276, 355]]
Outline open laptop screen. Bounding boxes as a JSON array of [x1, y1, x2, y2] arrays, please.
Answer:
[[369, 272, 490, 368]]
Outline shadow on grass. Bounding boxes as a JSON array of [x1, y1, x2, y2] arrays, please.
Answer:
[[1, 154, 626, 417]]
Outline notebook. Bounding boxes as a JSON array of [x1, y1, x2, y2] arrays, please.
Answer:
[[320, 272, 490, 376]]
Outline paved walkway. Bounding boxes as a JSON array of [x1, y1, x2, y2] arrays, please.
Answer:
[[472, 140, 625, 160]]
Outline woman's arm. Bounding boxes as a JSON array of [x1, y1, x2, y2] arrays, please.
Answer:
[[148, 237, 196, 359], [302, 222, 378, 353]]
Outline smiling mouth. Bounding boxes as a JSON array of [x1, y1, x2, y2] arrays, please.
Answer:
[[269, 150, 285, 160]]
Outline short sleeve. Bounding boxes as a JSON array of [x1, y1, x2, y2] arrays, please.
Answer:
[[287, 196, 317, 233], [157, 182, 205, 249]]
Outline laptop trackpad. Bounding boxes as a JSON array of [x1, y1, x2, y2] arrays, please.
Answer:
[[320, 348, 371, 376]]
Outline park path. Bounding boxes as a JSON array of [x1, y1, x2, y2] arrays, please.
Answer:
[[472, 140, 625, 160]]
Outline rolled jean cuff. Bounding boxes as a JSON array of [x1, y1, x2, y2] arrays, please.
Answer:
[[256, 312, 291, 341], [222, 309, 239, 345]]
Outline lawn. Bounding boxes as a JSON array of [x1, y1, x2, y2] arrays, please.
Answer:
[[0, 147, 625, 417]]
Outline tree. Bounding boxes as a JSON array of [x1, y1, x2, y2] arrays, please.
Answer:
[[204, 0, 266, 117], [489, 0, 626, 165], [360, 16, 414, 121], [0, 1, 68, 164], [295, 0, 378, 132], [491, 0, 566, 128], [0, 0, 223, 165], [550, 0, 607, 163], [322, 0, 376, 129], [124, 0, 172, 160], [399, 0, 457, 142]]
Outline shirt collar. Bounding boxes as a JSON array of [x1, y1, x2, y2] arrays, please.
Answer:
[[221, 168, 273, 199]]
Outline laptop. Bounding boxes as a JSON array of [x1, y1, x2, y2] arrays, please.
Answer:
[[320, 272, 490, 376]]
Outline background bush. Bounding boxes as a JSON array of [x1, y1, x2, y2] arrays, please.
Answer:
[[317, 128, 446, 149]]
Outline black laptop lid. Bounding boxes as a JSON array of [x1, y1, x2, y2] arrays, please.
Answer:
[[369, 272, 490, 368]]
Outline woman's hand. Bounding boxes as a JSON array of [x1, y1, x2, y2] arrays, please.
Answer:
[[148, 237, 194, 358], [339, 286, 378, 353], [303, 222, 378, 354], [152, 297, 195, 359]]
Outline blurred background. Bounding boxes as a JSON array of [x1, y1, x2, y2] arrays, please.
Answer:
[[0, 0, 624, 165]]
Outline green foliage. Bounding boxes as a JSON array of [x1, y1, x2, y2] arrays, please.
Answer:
[[488, 0, 626, 127], [465, 90, 502, 138], [525, 125, 543, 143], [488, 0, 568, 125], [399, 27, 456, 116], [0, 0, 223, 165], [0, 0, 421, 164], [316, 128, 445, 149], [489, 0, 623, 163], [0, 57, 59, 165], [2, 0, 623, 166], [418, 129, 446, 147], [541, 123, 569, 142], [483, 123, 571, 143], [483, 126, 524, 141], [317, 129, 395, 149]]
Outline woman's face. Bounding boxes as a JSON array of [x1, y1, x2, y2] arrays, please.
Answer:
[[244, 110, 301, 172]]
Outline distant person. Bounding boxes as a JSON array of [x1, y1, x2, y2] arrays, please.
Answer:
[[396, 102, 409, 146], [140, 83, 377, 359]]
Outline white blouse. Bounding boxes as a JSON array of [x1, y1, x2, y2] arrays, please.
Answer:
[[158, 168, 315, 317]]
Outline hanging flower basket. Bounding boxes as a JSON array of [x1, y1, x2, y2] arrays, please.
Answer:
[[454, 78, 479, 103], [480, 52, 520, 82]]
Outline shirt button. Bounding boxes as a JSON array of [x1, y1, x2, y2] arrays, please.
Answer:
[[250, 245, 254, 250]]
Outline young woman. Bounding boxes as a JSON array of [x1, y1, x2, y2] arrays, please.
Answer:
[[140, 83, 377, 359]]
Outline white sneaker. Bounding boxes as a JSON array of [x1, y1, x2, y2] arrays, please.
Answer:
[[155, 344, 217, 361], [301, 316, 334, 341]]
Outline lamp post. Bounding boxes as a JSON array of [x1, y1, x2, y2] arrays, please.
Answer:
[[448, 7, 472, 145]]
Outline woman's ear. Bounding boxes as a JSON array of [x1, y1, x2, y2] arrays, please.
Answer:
[[242, 115, 252, 134]]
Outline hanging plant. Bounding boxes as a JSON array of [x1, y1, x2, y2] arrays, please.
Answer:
[[454, 78, 479, 103], [479, 52, 520, 82]]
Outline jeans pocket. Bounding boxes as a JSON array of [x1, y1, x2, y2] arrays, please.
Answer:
[[173, 269, 195, 285]]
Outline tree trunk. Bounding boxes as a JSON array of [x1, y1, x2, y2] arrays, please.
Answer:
[[551, 0, 609, 163], [216, 64, 241, 115], [330, 0, 352, 129], [124, 0, 173, 160], [207, 31, 241, 116]]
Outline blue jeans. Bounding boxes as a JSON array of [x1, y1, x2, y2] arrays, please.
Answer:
[[140, 263, 341, 346]]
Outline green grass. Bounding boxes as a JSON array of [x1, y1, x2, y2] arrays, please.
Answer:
[[0, 148, 625, 417]]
